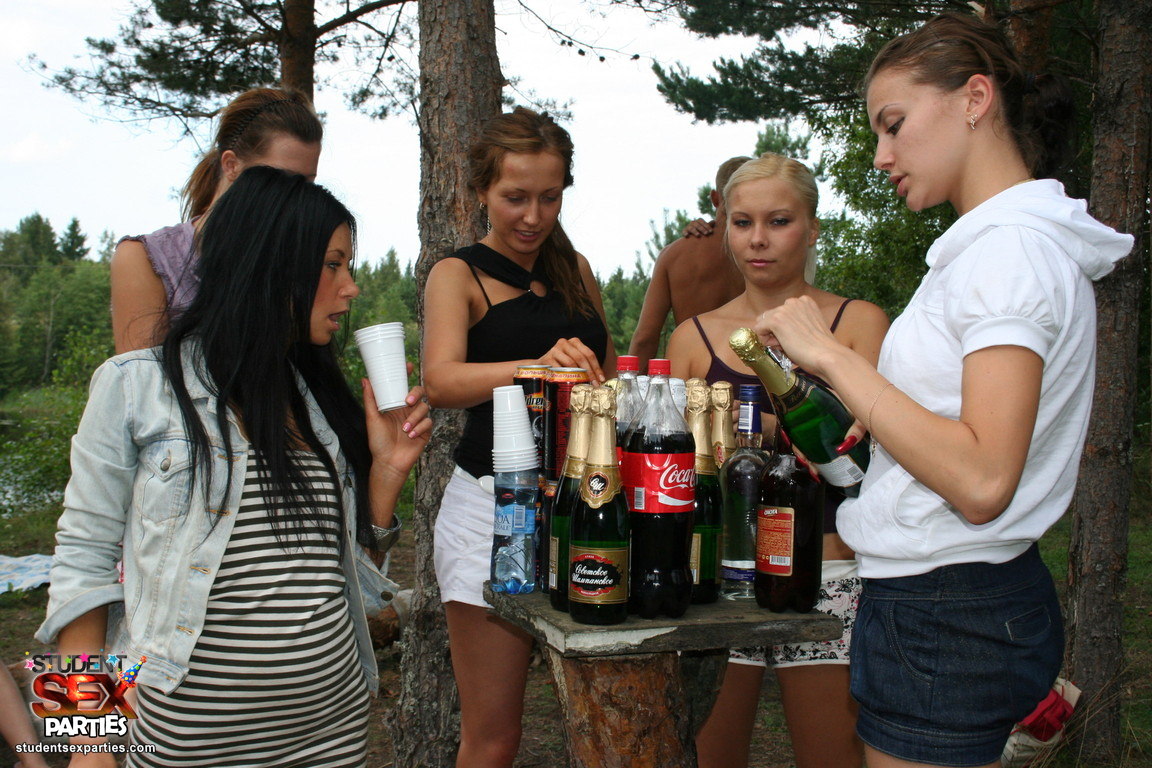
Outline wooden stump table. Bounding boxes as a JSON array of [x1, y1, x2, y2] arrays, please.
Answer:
[[484, 587, 840, 768]]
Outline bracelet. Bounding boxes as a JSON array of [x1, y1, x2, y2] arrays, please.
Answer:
[[371, 518, 403, 552], [865, 382, 894, 434]]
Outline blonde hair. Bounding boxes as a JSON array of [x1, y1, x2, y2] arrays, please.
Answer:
[[722, 152, 820, 284]]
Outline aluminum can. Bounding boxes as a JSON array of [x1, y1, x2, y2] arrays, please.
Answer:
[[514, 364, 551, 466], [544, 367, 590, 481]]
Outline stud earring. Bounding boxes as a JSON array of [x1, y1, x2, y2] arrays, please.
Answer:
[[968, 113, 978, 131]]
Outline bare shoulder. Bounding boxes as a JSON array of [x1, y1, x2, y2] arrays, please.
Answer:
[[840, 298, 890, 332], [111, 238, 151, 272], [667, 315, 710, 378]]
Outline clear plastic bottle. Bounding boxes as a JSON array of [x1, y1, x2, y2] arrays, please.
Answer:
[[490, 466, 540, 594], [615, 354, 640, 449], [622, 358, 696, 619], [719, 384, 774, 600]]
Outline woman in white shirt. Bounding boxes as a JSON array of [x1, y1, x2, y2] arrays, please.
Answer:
[[754, 13, 1132, 768]]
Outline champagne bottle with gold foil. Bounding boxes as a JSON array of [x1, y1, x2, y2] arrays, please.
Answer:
[[710, 381, 737, 468], [549, 383, 593, 612], [729, 328, 869, 497], [685, 379, 722, 604], [569, 387, 630, 625]]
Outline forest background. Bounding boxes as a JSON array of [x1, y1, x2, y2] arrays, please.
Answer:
[[1, 0, 1150, 765]]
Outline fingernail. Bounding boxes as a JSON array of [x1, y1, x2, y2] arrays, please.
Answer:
[[406, 395, 416, 404], [836, 435, 859, 454], [402, 422, 411, 432]]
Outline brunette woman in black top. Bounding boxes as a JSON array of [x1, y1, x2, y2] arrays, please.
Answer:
[[423, 107, 615, 768]]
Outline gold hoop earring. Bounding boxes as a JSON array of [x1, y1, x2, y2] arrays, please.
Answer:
[[968, 113, 978, 131]]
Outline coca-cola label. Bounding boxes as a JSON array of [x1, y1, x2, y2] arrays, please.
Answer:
[[623, 452, 695, 514], [757, 506, 794, 577], [568, 548, 628, 604]]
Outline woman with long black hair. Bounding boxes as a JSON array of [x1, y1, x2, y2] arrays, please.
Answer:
[[38, 166, 430, 767]]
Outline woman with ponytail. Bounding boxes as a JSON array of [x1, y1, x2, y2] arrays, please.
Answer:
[[423, 106, 615, 767], [754, 13, 1132, 768], [111, 88, 323, 353]]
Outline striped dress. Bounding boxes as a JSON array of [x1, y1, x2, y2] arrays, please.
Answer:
[[128, 451, 370, 767]]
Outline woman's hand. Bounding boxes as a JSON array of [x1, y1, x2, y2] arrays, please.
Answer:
[[538, 337, 605, 384], [363, 364, 432, 477], [753, 296, 842, 379]]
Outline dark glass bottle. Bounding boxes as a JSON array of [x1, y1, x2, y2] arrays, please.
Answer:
[[549, 384, 593, 612], [569, 387, 630, 626], [729, 328, 870, 497], [755, 454, 825, 613], [685, 379, 721, 604], [719, 384, 774, 600], [622, 359, 695, 619]]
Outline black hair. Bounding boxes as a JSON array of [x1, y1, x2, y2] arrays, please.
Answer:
[[162, 166, 373, 548]]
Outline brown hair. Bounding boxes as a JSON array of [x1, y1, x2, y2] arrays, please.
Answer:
[[865, 13, 1074, 179], [715, 156, 753, 196], [182, 88, 323, 220], [468, 107, 593, 318]]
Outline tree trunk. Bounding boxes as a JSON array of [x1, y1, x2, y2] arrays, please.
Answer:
[[389, 2, 503, 765], [1005, 0, 1054, 71], [1066, 0, 1152, 761], [281, 0, 318, 100]]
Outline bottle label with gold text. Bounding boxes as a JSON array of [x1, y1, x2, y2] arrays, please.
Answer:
[[568, 547, 629, 604], [690, 532, 702, 584], [756, 506, 795, 577]]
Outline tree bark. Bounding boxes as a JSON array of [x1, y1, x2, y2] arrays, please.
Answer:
[[1005, 0, 1054, 71], [1066, 0, 1152, 761], [388, 2, 503, 765], [281, 0, 318, 99]]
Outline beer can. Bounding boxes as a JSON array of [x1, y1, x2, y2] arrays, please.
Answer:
[[544, 367, 590, 481], [514, 365, 551, 466]]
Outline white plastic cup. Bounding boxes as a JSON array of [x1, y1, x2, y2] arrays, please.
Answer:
[[493, 449, 539, 473], [491, 385, 538, 459], [355, 323, 409, 411]]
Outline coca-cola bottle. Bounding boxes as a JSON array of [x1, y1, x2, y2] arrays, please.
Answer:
[[685, 379, 721, 604], [622, 358, 695, 619], [569, 387, 630, 625], [615, 354, 640, 451], [755, 454, 824, 612]]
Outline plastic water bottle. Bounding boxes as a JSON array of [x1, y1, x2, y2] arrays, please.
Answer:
[[491, 467, 540, 594]]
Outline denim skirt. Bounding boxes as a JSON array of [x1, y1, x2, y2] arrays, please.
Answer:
[[851, 544, 1063, 766]]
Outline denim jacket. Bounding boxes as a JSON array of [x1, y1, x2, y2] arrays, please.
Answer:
[[36, 343, 399, 695]]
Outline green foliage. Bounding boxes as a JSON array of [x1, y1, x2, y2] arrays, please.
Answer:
[[0, 386, 88, 518], [31, 0, 416, 128], [57, 217, 90, 262], [600, 255, 652, 355], [0, 216, 112, 395], [338, 250, 420, 389]]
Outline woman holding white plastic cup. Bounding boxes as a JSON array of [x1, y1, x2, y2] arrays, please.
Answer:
[[355, 322, 410, 411], [423, 107, 616, 768]]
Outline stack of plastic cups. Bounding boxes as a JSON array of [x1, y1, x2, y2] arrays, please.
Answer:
[[490, 385, 541, 594], [353, 323, 409, 411]]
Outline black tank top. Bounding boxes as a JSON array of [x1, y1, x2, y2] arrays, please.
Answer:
[[449, 243, 609, 478]]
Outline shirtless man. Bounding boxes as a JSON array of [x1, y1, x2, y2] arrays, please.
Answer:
[[628, 156, 750, 371]]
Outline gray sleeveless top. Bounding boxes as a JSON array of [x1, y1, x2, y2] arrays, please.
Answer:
[[119, 221, 198, 316]]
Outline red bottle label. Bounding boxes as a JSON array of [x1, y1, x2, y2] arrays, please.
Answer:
[[756, 506, 795, 576], [623, 452, 695, 514]]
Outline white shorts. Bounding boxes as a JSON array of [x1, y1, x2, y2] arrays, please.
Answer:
[[729, 558, 861, 669], [433, 466, 496, 607]]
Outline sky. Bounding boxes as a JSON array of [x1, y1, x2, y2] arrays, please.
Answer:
[[0, 1, 787, 278]]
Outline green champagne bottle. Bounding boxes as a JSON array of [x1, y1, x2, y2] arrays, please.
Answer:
[[568, 387, 630, 625], [685, 379, 721, 604], [549, 383, 593, 612], [729, 327, 870, 497]]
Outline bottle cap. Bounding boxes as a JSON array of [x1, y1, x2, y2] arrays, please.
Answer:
[[648, 358, 671, 376], [738, 384, 764, 403], [617, 355, 639, 372]]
